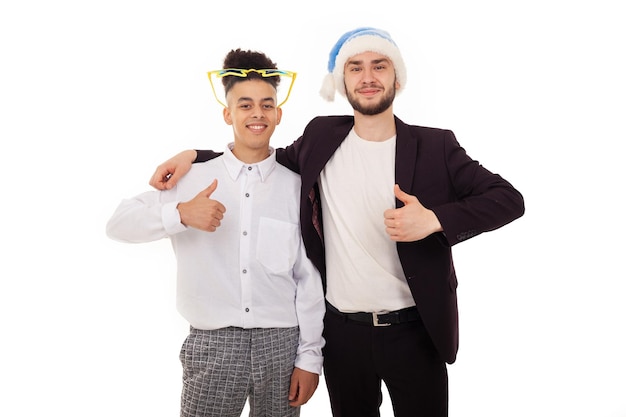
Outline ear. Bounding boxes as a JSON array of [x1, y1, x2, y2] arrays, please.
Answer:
[[276, 107, 283, 125], [223, 106, 232, 125]]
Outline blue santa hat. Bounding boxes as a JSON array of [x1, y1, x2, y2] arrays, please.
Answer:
[[320, 27, 407, 102]]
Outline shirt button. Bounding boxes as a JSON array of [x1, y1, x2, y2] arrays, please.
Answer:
[[247, 166, 252, 171], [245, 193, 250, 197], [242, 269, 247, 274], [243, 231, 248, 236], [245, 308, 250, 312]]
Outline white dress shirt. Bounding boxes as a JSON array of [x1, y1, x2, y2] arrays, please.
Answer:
[[106, 144, 325, 374]]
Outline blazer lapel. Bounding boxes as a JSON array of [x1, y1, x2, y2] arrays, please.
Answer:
[[394, 117, 418, 207], [302, 119, 353, 191]]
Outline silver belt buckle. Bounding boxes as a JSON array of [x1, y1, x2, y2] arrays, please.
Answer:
[[372, 311, 391, 327]]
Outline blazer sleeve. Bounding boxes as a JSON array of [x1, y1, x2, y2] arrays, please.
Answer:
[[194, 150, 222, 163], [430, 130, 525, 246], [275, 116, 328, 174]]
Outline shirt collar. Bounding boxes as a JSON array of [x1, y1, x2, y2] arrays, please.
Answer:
[[223, 143, 276, 182]]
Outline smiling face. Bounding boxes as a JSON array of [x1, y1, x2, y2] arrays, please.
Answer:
[[343, 51, 399, 116], [223, 78, 282, 163]]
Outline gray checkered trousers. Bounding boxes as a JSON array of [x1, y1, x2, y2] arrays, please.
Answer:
[[179, 326, 301, 417]]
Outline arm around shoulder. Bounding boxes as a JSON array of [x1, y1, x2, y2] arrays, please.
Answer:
[[149, 149, 198, 190]]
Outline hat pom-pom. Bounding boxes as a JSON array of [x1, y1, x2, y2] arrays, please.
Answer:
[[319, 73, 336, 102]]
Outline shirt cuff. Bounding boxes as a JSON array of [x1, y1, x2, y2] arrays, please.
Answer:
[[161, 201, 187, 235], [294, 352, 324, 375]]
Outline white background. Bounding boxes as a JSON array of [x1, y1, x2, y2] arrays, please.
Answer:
[[1, 1, 625, 416]]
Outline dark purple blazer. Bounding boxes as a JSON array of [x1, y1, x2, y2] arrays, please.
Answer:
[[197, 115, 524, 364]]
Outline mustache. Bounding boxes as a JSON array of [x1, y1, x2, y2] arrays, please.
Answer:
[[356, 83, 384, 91]]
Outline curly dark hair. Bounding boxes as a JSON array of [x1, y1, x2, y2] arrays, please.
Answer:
[[221, 49, 281, 95]]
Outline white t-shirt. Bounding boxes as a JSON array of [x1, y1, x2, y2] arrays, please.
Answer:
[[319, 128, 415, 313]]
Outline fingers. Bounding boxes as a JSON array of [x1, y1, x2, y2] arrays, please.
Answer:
[[204, 179, 218, 198], [178, 180, 226, 231], [163, 169, 183, 190], [394, 183, 417, 205], [384, 185, 417, 241], [203, 180, 226, 215], [149, 167, 172, 190], [288, 368, 318, 407], [149, 166, 182, 191], [149, 150, 197, 190], [288, 376, 298, 403], [288, 385, 314, 407]]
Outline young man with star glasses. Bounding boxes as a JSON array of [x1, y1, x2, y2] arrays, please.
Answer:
[[106, 49, 324, 417]]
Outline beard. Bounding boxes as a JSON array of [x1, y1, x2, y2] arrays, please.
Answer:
[[346, 84, 396, 115]]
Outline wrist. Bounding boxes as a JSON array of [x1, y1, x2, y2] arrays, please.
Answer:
[[429, 209, 443, 234], [176, 201, 189, 226]]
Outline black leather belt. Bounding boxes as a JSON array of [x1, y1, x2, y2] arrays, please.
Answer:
[[326, 302, 420, 327]]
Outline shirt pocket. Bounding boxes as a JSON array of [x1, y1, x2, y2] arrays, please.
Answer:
[[256, 217, 299, 274]]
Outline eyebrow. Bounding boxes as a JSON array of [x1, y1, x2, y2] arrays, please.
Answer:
[[346, 57, 391, 66], [236, 96, 276, 104]]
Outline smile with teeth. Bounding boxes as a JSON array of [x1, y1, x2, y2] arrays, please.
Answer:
[[247, 123, 267, 133]]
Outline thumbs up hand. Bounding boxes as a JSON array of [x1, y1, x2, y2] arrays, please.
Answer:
[[177, 179, 226, 232], [383, 184, 443, 242]]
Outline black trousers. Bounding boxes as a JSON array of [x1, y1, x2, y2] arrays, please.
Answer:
[[322, 308, 448, 417]]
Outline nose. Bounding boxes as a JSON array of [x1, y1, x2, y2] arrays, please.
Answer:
[[250, 106, 266, 118], [360, 67, 376, 83]]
